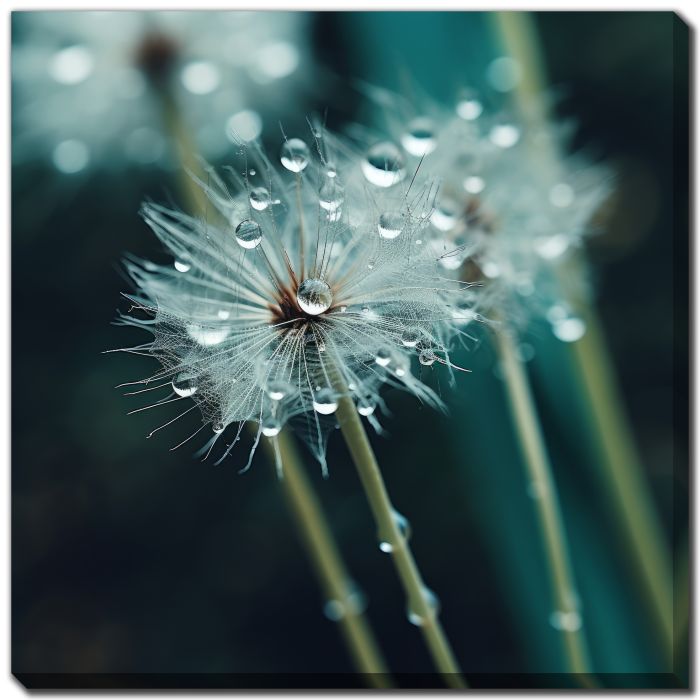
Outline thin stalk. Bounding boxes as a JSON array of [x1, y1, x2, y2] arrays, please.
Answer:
[[331, 370, 467, 688], [153, 85, 391, 685], [261, 431, 392, 687], [494, 324, 595, 685], [492, 10, 673, 662]]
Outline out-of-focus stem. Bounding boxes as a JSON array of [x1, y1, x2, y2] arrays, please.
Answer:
[[494, 325, 595, 685], [493, 10, 673, 665], [331, 370, 467, 688], [261, 431, 392, 687], [155, 84, 210, 217], [153, 84, 391, 685]]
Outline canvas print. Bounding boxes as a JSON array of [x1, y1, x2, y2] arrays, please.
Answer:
[[10, 9, 689, 690]]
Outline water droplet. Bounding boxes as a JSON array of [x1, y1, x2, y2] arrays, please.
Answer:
[[401, 117, 437, 156], [534, 234, 570, 260], [463, 176, 485, 194], [362, 142, 406, 188], [261, 416, 282, 437], [431, 198, 460, 232], [319, 179, 344, 212], [357, 400, 375, 417], [323, 599, 345, 621], [267, 380, 292, 401], [174, 258, 191, 273], [181, 60, 221, 94], [419, 349, 436, 366], [313, 388, 338, 415], [249, 186, 271, 211], [379, 510, 411, 552], [280, 138, 309, 173], [407, 587, 440, 627], [486, 56, 522, 92], [452, 302, 476, 326], [375, 347, 392, 367], [172, 373, 197, 398], [549, 610, 583, 632], [325, 163, 337, 178], [234, 219, 263, 249], [217, 309, 230, 320], [401, 328, 421, 347], [393, 355, 410, 378], [552, 316, 586, 343], [489, 123, 520, 148], [186, 324, 230, 346], [377, 211, 404, 239], [212, 421, 225, 434], [49, 45, 94, 85], [297, 278, 332, 315], [456, 97, 483, 121], [549, 183, 575, 208]]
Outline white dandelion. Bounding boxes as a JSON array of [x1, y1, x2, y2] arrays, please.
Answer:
[[12, 10, 310, 172], [116, 126, 478, 474], [354, 85, 613, 339]]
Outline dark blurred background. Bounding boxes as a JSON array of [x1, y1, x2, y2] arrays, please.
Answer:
[[11, 11, 688, 688]]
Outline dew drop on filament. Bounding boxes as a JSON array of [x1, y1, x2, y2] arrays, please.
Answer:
[[313, 388, 338, 415], [261, 416, 281, 437], [172, 373, 197, 398], [378, 509, 411, 552], [378, 211, 404, 239], [212, 421, 225, 434], [362, 142, 406, 188], [407, 587, 440, 627], [401, 117, 437, 156], [549, 610, 583, 632], [249, 186, 271, 211], [280, 138, 310, 173], [357, 400, 375, 417], [297, 278, 332, 315], [234, 219, 263, 249]]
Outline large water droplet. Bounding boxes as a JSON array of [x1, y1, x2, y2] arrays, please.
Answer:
[[172, 373, 197, 398], [212, 421, 225, 434], [313, 388, 338, 415], [407, 587, 440, 627], [323, 599, 345, 621], [249, 186, 271, 211], [379, 510, 411, 552], [261, 416, 282, 437], [549, 610, 583, 632], [362, 142, 406, 188], [452, 301, 477, 326], [280, 138, 309, 173], [463, 176, 485, 194], [377, 211, 404, 239], [401, 117, 437, 156], [234, 219, 263, 249], [319, 179, 344, 212], [297, 278, 332, 315]]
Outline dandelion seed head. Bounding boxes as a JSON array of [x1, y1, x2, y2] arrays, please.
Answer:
[[119, 125, 479, 468]]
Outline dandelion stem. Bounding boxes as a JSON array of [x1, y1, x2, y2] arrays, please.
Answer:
[[493, 324, 595, 684], [153, 85, 390, 684], [260, 431, 392, 687], [331, 371, 467, 688], [493, 9, 673, 664]]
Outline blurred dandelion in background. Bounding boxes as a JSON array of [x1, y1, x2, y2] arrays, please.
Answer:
[[11, 11, 310, 173]]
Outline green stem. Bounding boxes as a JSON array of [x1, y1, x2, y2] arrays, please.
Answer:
[[494, 325, 595, 685], [153, 84, 391, 685], [331, 372, 467, 688], [492, 10, 673, 664], [261, 431, 392, 687]]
